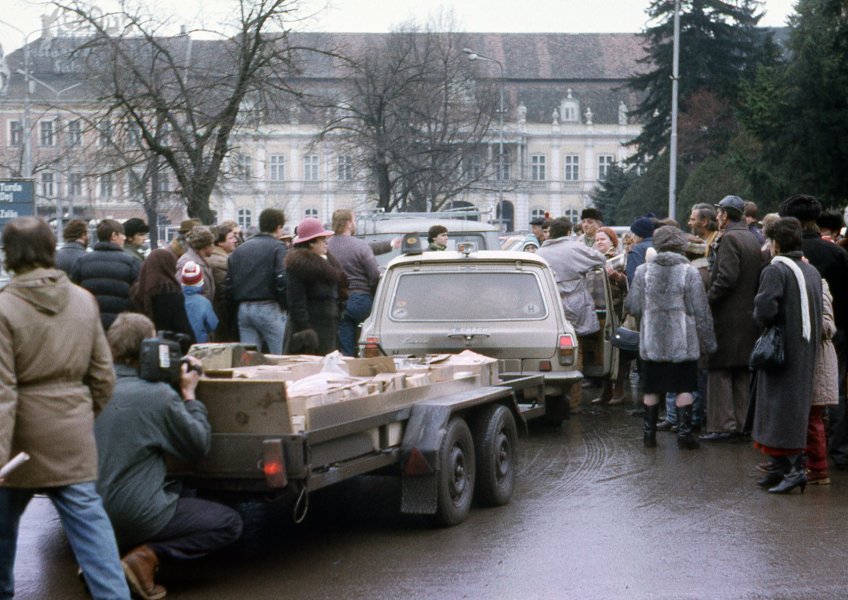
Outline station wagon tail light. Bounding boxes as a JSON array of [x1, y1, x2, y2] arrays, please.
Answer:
[[262, 439, 287, 488], [363, 336, 380, 358], [559, 334, 576, 364]]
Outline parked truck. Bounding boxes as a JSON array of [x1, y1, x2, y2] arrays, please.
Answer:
[[174, 347, 545, 527]]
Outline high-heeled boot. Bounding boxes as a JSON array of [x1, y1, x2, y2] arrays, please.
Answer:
[[643, 403, 660, 448], [768, 455, 807, 494], [756, 456, 790, 488], [676, 404, 700, 449]]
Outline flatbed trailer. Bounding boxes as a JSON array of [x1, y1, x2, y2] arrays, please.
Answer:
[[176, 355, 544, 527]]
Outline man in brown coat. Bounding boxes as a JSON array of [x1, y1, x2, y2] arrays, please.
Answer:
[[701, 196, 764, 441], [0, 217, 130, 598]]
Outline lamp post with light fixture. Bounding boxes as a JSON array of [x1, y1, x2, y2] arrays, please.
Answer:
[[463, 47, 506, 231]]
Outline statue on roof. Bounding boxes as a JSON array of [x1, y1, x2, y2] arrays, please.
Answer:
[[584, 107, 593, 125], [517, 102, 526, 125], [618, 101, 628, 125], [552, 108, 559, 125]]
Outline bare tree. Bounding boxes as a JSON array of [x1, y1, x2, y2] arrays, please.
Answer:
[[316, 22, 497, 212], [55, 0, 310, 223]]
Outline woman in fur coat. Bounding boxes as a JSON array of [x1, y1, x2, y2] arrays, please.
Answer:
[[284, 218, 348, 355], [625, 226, 717, 449]]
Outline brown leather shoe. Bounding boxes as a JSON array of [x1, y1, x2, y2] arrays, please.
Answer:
[[122, 545, 167, 600]]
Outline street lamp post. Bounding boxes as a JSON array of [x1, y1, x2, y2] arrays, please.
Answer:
[[668, 0, 681, 221], [463, 48, 505, 232]]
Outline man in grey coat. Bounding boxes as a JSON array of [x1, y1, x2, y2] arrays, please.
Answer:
[[537, 217, 606, 413], [701, 195, 764, 441]]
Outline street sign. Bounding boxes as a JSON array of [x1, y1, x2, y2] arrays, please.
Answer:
[[0, 179, 35, 230]]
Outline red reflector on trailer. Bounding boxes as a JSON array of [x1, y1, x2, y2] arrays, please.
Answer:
[[262, 439, 287, 488], [403, 447, 433, 476], [539, 360, 552, 372]]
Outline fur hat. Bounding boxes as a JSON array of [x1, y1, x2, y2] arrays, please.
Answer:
[[178, 218, 202, 234], [181, 261, 204, 287], [779, 194, 822, 222], [630, 216, 656, 239], [186, 226, 214, 250], [123, 218, 149, 238], [652, 225, 689, 253], [581, 208, 603, 222]]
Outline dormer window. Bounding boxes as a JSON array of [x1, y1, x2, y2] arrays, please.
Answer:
[[560, 89, 580, 123]]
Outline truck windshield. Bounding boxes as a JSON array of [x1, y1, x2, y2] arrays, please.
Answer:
[[389, 272, 548, 321]]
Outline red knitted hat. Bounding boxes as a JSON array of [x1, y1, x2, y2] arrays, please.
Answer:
[[181, 261, 203, 287]]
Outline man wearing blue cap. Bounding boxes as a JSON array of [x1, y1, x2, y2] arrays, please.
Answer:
[[700, 195, 764, 442]]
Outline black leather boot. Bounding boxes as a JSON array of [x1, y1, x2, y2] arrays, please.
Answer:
[[676, 404, 700, 449], [756, 456, 790, 488], [643, 403, 660, 448], [769, 455, 807, 494]]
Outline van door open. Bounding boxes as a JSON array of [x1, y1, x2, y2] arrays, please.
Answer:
[[580, 267, 619, 378]]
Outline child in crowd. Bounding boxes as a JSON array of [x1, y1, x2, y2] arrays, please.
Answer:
[[181, 261, 218, 343]]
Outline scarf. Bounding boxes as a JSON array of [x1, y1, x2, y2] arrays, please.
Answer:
[[771, 255, 811, 342]]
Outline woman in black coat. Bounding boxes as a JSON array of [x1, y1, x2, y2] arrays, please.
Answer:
[[283, 218, 348, 355], [752, 217, 823, 494]]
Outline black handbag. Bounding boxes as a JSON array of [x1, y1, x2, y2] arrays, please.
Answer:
[[611, 326, 640, 357], [749, 325, 784, 370]]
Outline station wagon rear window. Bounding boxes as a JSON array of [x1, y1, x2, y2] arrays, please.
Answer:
[[389, 272, 548, 321]]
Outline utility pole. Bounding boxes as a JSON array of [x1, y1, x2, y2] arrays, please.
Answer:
[[668, 0, 681, 221]]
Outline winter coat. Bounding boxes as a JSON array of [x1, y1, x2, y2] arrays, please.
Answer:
[[284, 249, 347, 355], [626, 236, 653, 284], [71, 242, 141, 330], [95, 364, 210, 547], [207, 246, 235, 341], [56, 241, 88, 275], [0, 268, 115, 488], [752, 253, 823, 450], [706, 221, 764, 369], [225, 233, 287, 307], [176, 247, 215, 304], [537, 237, 606, 336], [625, 252, 717, 363], [813, 280, 839, 407], [148, 291, 195, 343], [183, 286, 219, 344], [800, 231, 848, 332]]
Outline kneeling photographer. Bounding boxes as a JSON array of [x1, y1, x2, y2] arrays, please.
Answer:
[[95, 313, 243, 600]]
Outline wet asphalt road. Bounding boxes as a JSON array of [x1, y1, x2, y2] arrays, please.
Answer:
[[12, 390, 848, 599]]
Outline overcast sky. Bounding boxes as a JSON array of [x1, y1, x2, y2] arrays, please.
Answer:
[[2, 0, 798, 51]]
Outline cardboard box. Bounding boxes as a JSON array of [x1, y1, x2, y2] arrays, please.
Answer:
[[342, 356, 397, 377], [196, 378, 290, 434]]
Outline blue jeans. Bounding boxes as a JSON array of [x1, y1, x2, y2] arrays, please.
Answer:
[[0, 482, 130, 599], [238, 301, 287, 355], [338, 292, 373, 357]]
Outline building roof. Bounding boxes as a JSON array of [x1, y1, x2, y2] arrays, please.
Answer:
[[2, 31, 649, 125]]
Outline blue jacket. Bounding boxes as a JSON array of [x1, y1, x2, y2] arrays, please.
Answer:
[[183, 285, 218, 343], [626, 237, 653, 285]]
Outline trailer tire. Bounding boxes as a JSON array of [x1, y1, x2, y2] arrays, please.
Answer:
[[473, 404, 518, 507], [430, 417, 476, 527]]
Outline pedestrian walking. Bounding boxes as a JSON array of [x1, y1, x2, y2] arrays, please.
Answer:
[[625, 225, 717, 449], [751, 217, 822, 494], [182, 261, 218, 344], [0, 217, 130, 599], [56, 219, 89, 275]]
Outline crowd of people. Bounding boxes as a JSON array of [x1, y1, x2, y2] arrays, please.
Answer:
[[0, 193, 846, 597], [527, 195, 847, 499]]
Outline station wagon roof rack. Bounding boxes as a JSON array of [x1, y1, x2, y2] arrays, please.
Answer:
[[358, 207, 491, 222]]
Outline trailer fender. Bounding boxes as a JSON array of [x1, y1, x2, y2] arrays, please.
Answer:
[[399, 403, 454, 515]]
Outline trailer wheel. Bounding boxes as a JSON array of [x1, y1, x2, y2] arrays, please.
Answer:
[[473, 404, 518, 507], [430, 417, 476, 527]]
